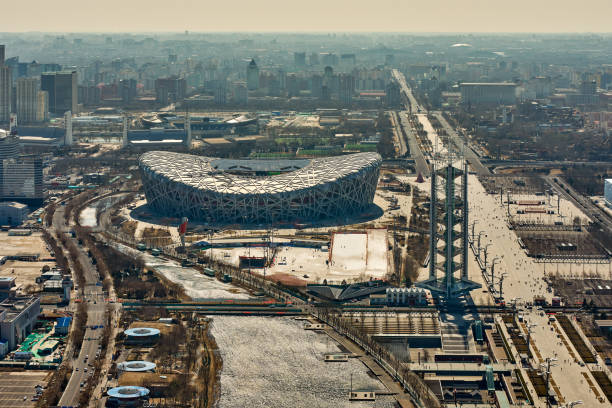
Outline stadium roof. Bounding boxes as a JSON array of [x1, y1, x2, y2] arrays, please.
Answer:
[[139, 151, 381, 195]]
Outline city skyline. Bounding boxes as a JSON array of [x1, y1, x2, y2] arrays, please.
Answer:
[[2, 0, 612, 33]]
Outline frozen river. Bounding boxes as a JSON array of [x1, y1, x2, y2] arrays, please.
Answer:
[[79, 207, 97, 227], [112, 243, 250, 300], [210, 316, 396, 408]]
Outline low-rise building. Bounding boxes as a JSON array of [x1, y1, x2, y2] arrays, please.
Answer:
[[370, 287, 428, 306], [0, 201, 28, 226], [55, 317, 71, 335], [0, 295, 40, 351], [0, 277, 16, 300], [460, 82, 517, 105]]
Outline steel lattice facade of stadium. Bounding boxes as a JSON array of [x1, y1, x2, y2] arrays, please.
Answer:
[[139, 151, 381, 224]]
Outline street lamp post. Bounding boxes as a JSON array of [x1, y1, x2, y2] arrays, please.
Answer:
[[470, 221, 477, 242], [541, 357, 558, 408], [498, 273, 508, 301], [491, 257, 501, 287], [483, 244, 492, 269], [477, 231, 485, 257], [526, 323, 537, 355]]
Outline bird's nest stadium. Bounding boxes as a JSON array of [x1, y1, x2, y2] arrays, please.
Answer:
[[139, 151, 381, 224]]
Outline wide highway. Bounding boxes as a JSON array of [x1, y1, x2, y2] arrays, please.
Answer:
[[52, 205, 107, 408]]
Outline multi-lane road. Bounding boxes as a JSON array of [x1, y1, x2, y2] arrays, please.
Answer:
[[544, 175, 612, 233], [50, 205, 107, 407], [433, 112, 491, 176], [390, 69, 431, 176], [392, 69, 423, 114]]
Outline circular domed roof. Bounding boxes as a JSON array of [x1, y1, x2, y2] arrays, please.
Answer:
[[124, 327, 160, 337], [117, 361, 157, 372], [107, 386, 150, 399]]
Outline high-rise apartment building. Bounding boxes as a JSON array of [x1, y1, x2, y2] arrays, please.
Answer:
[[247, 59, 259, 91], [36, 91, 48, 122], [41, 71, 78, 115], [232, 81, 248, 104], [294, 52, 306, 67], [338, 74, 355, 105], [120, 79, 137, 103], [16, 78, 47, 124], [213, 80, 227, 105]]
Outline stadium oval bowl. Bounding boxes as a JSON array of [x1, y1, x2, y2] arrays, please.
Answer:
[[117, 360, 157, 372], [139, 151, 382, 224]]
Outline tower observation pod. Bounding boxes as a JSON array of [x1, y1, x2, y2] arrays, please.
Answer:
[[417, 158, 480, 300]]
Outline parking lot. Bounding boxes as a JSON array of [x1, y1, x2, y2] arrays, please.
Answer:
[[0, 371, 50, 407]]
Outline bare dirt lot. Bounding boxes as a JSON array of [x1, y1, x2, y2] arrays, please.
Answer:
[[481, 174, 548, 194], [0, 232, 51, 258], [0, 261, 54, 290]]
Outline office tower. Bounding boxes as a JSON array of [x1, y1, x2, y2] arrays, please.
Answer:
[[16, 78, 41, 124], [0, 129, 19, 161], [247, 59, 259, 91], [0, 47, 10, 123], [294, 52, 306, 68], [41, 71, 78, 115], [0, 155, 44, 205], [155, 76, 186, 105], [580, 80, 597, 95]]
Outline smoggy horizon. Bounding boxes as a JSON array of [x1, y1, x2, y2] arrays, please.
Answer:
[[3, 0, 611, 33]]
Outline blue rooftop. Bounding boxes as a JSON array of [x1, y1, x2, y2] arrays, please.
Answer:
[[107, 386, 150, 399]]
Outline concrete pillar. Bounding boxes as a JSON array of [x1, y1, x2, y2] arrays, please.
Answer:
[[122, 115, 128, 148], [64, 111, 72, 146], [185, 112, 192, 148]]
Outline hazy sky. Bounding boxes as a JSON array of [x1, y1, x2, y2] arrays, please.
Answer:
[[4, 0, 611, 33]]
